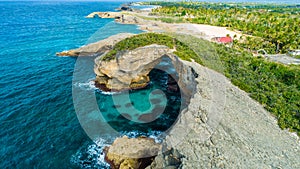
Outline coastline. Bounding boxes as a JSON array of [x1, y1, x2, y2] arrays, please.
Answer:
[[61, 4, 300, 169], [1, 1, 299, 168], [57, 10, 243, 57], [86, 10, 243, 40]]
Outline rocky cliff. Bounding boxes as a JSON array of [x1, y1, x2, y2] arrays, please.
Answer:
[[161, 61, 300, 169], [94, 44, 197, 101], [94, 45, 173, 91], [58, 30, 299, 168], [95, 43, 299, 169]]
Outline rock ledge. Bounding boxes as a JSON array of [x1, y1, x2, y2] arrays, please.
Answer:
[[104, 136, 161, 169]]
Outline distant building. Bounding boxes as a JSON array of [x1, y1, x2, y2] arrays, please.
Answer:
[[211, 37, 233, 44], [288, 50, 300, 56]]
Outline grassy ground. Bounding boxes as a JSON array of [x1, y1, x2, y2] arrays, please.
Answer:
[[150, 2, 300, 54], [100, 32, 300, 136], [173, 33, 300, 135], [101, 33, 202, 64]]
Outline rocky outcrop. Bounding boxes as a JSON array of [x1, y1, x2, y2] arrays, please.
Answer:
[[116, 6, 134, 12], [94, 44, 197, 101], [163, 61, 300, 169], [59, 16, 299, 167], [56, 33, 134, 57], [95, 41, 299, 168], [94, 45, 173, 91], [86, 12, 123, 19], [85, 11, 146, 25], [104, 136, 161, 169], [146, 147, 183, 169]]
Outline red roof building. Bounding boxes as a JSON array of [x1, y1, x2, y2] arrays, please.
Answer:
[[212, 36, 233, 44], [217, 37, 233, 43]]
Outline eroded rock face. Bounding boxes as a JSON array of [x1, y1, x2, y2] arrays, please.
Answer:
[[86, 12, 122, 19], [94, 44, 197, 104], [164, 61, 300, 169], [104, 136, 161, 169], [94, 45, 172, 90], [95, 45, 174, 91], [87, 34, 300, 168], [146, 147, 183, 169], [56, 33, 135, 57]]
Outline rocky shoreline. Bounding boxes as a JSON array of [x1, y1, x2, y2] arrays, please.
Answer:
[[94, 42, 299, 169], [104, 136, 161, 169], [58, 9, 300, 169]]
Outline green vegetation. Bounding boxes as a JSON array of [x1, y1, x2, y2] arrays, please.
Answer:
[[173, 33, 300, 136], [102, 32, 299, 135], [149, 2, 300, 54], [101, 33, 202, 64]]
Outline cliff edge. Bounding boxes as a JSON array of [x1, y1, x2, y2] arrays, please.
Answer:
[[161, 60, 300, 169], [93, 42, 299, 168], [59, 30, 299, 168]]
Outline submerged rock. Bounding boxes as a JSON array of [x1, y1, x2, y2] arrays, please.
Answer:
[[104, 136, 161, 169]]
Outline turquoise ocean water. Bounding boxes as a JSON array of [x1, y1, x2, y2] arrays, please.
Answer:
[[0, 1, 183, 168]]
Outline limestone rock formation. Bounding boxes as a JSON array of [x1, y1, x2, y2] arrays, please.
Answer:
[[116, 6, 134, 12], [86, 12, 122, 19], [85, 12, 140, 24], [56, 33, 134, 57], [146, 147, 183, 169], [85, 11, 146, 25], [94, 45, 175, 91], [104, 136, 161, 169], [99, 45, 299, 168], [100, 49, 300, 169], [64, 31, 299, 168], [164, 61, 300, 169], [94, 44, 197, 101]]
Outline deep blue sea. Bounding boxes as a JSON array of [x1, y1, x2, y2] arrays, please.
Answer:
[[0, 1, 185, 168]]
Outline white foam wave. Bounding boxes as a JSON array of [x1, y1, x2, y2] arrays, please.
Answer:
[[87, 138, 110, 168], [98, 90, 120, 96], [120, 130, 163, 143], [71, 130, 164, 168], [73, 80, 122, 95], [74, 80, 97, 91], [58, 55, 71, 58], [71, 138, 110, 168]]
